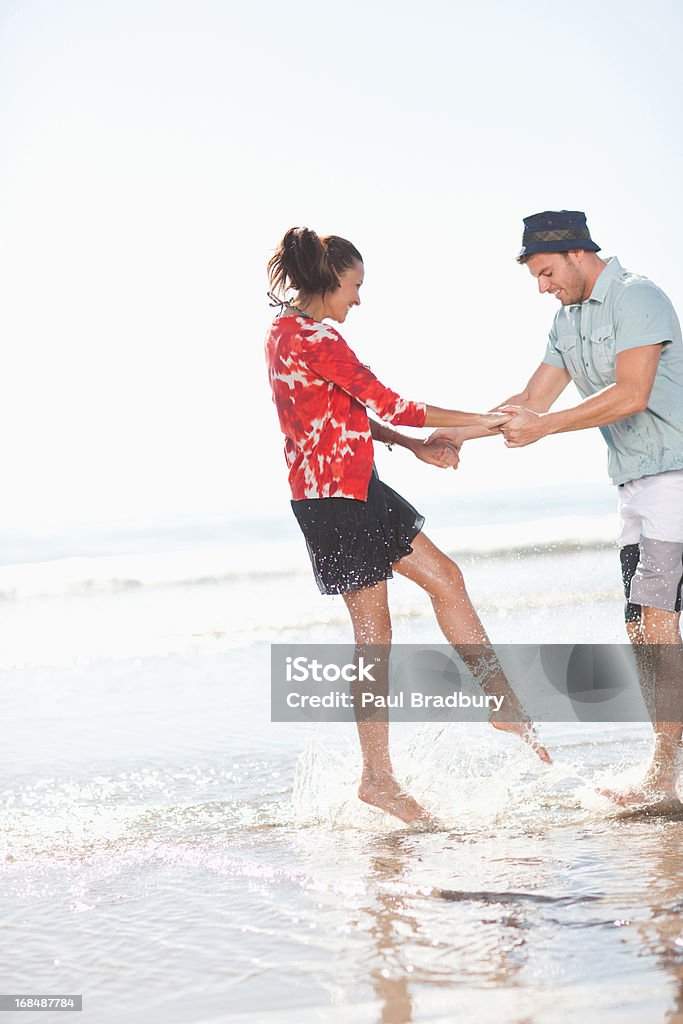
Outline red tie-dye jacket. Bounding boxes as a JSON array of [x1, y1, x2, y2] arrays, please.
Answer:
[[265, 315, 427, 500]]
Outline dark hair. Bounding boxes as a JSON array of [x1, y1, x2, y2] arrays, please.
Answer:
[[267, 227, 363, 299]]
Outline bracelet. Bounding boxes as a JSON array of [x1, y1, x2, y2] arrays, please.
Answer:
[[384, 441, 394, 452]]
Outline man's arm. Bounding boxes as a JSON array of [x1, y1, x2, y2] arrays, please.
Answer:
[[427, 363, 571, 448], [501, 344, 663, 447]]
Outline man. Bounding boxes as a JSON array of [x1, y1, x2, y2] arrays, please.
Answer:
[[432, 210, 683, 810]]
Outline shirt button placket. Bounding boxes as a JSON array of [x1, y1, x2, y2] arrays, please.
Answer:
[[581, 310, 589, 370]]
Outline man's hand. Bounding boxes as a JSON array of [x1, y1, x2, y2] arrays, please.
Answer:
[[498, 406, 550, 447], [414, 437, 460, 469]]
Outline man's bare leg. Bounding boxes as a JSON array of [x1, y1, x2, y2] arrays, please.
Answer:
[[343, 582, 439, 827], [600, 606, 683, 810], [393, 532, 551, 764]]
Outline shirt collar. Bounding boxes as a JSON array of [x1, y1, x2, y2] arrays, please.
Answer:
[[587, 255, 622, 304]]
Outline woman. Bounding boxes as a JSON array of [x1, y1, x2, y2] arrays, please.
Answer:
[[265, 227, 550, 828]]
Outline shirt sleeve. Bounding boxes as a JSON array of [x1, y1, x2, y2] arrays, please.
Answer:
[[296, 323, 427, 427], [614, 281, 677, 354], [542, 320, 566, 368]]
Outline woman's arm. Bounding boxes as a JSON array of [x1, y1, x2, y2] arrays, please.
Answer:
[[426, 363, 571, 448], [423, 405, 510, 429], [370, 420, 459, 468], [299, 325, 508, 431]]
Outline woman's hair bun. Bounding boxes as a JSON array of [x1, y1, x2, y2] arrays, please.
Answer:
[[268, 227, 362, 300]]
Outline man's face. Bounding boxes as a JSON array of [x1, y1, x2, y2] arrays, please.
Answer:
[[525, 251, 588, 305]]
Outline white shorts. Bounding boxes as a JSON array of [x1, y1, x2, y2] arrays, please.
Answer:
[[618, 469, 683, 616]]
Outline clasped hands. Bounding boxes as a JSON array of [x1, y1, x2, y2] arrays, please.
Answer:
[[494, 406, 549, 448], [420, 406, 548, 470]]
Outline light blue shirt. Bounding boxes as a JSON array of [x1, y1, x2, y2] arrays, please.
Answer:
[[543, 256, 683, 485]]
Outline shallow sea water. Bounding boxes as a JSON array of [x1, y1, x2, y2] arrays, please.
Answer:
[[3, 518, 683, 1023]]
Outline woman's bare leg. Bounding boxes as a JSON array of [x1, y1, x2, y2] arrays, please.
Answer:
[[342, 581, 438, 826], [393, 532, 551, 763]]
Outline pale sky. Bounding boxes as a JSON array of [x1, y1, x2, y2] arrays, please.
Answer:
[[1, 0, 681, 529]]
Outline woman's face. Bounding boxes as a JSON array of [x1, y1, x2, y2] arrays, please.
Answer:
[[324, 259, 364, 323]]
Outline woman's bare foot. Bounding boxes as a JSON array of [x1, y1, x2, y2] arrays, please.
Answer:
[[489, 713, 552, 764], [358, 770, 440, 827]]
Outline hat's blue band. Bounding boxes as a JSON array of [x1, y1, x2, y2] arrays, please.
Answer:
[[519, 238, 601, 257]]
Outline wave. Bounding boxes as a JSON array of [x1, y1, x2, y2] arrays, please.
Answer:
[[0, 514, 618, 602]]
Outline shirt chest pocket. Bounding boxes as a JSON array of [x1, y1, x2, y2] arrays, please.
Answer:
[[554, 334, 585, 379], [590, 325, 616, 379]]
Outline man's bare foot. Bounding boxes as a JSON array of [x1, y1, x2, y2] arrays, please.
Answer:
[[489, 717, 552, 764], [598, 770, 682, 812], [597, 783, 683, 815], [598, 735, 682, 811], [358, 770, 440, 828]]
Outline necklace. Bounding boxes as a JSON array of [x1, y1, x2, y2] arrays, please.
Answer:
[[267, 291, 316, 320], [287, 303, 315, 320]]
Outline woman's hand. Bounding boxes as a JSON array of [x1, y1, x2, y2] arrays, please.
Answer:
[[479, 411, 512, 431], [424, 427, 466, 453], [411, 437, 460, 470]]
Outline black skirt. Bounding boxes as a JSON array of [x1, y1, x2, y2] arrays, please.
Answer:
[[291, 468, 425, 596]]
